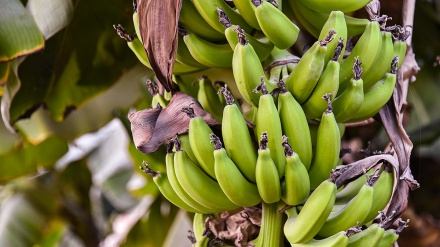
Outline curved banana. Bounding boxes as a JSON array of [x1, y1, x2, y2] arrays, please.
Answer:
[[179, 25, 233, 68], [284, 179, 337, 244], [393, 40, 407, 69], [291, 231, 349, 247], [191, 0, 253, 33], [339, 21, 382, 92], [317, 183, 374, 237], [176, 35, 209, 69], [179, 0, 225, 42], [347, 223, 385, 247], [255, 132, 281, 203], [193, 236, 210, 247], [318, 11, 347, 64], [220, 86, 258, 182], [277, 81, 312, 169], [335, 168, 375, 204], [146, 79, 168, 108], [178, 133, 199, 165], [361, 166, 394, 225], [181, 106, 217, 179], [196, 76, 225, 121], [254, 82, 285, 176], [173, 136, 238, 212], [296, 0, 371, 12], [253, 0, 299, 49], [281, 136, 310, 206], [391, 24, 411, 68], [302, 39, 343, 119], [231, 0, 261, 30], [308, 96, 341, 189], [193, 213, 209, 242], [210, 134, 262, 207], [140, 163, 205, 213], [347, 57, 398, 123], [285, 31, 333, 104], [232, 28, 273, 107], [362, 31, 395, 91], [332, 57, 364, 123], [220, 9, 273, 62], [378, 229, 399, 247]]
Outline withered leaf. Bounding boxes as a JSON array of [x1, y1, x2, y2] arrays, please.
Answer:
[[130, 92, 220, 154], [137, 0, 181, 92]]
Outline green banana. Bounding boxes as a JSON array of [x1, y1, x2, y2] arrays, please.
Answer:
[[140, 163, 205, 213], [347, 223, 385, 247], [173, 136, 238, 212], [301, 39, 343, 119], [253, 0, 299, 49], [179, 25, 233, 68], [220, 9, 273, 62], [193, 236, 210, 247], [191, 0, 253, 33], [232, 28, 273, 107], [176, 34, 209, 69], [339, 21, 382, 92], [277, 81, 312, 169], [332, 57, 364, 123], [179, 0, 225, 42], [308, 95, 341, 189], [284, 179, 337, 244], [211, 134, 262, 207], [347, 57, 398, 123], [296, 0, 371, 12], [281, 136, 310, 206], [231, 0, 261, 30], [318, 11, 347, 64], [196, 76, 225, 121], [317, 183, 374, 237], [178, 133, 199, 165], [285, 31, 333, 104], [378, 229, 399, 247], [193, 213, 209, 242], [254, 82, 285, 176], [182, 106, 217, 179], [335, 167, 376, 204], [165, 142, 214, 213], [393, 40, 407, 69], [361, 166, 394, 225], [146, 79, 168, 108], [255, 132, 281, 203], [362, 31, 395, 91], [220, 86, 258, 182], [390, 24, 411, 68], [291, 231, 349, 247]]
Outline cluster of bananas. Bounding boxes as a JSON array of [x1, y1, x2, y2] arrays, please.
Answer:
[[119, 0, 412, 246]]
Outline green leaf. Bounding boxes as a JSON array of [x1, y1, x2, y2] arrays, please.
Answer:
[[0, 0, 44, 62], [0, 62, 10, 87]]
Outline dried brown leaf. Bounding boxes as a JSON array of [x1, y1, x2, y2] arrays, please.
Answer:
[[137, 0, 181, 92]]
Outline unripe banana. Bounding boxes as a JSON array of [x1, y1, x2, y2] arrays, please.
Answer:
[[211, 134, 262, 207], [308, 95, 341, 189], [196, 76, 225, 121], [254, 81, 285, 176], [220, 9, 273, 62], [281, 136, 310, 206], [284, 179, 337, 244], [277, 81, 312, 169], [291, 231, 349, 247], [192, 213, 209, 242], [339, 21, 382, 92], [191, 0, 253, 33], [220, 86, 258, 182], [378, 229, 399, 247], [231, 0, 261, 30], [173, 136, 238, 212], [335, 167, 376, 204], [255, 132, 281, 203], [232, 27, 273, 107], [347, 57, 398, 123], [285, 31, 333, 104], [302, 39, 343, 119], [179, 0, 225, 42], [318, 11, 347, 64], [362, 31, 395, 91], [176, 34, 209, 69], [393, 40, 407, 69], [391, 24, 411, 69], [193, 236, 210, 247], [347, 223, 385, 247], [182, 106, 217, 179], [253, 0, 299, 49], [317, 182, 374, 237], [178, 133, 199, 165], [140, 163, 205, 213], [179, 25, 233, 68], [332, 57, 364, 123], [146, 79, 168, 108], [296, 0, 371, 12]]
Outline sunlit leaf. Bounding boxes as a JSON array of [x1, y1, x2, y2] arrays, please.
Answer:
[[0, 0, 44, 62]]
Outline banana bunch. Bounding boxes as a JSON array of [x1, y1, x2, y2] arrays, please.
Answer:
[[124, 0, 412, 246]]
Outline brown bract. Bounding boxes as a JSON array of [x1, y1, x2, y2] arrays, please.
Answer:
[[129, 92, 220, 153], [137, 0, 181, 93]]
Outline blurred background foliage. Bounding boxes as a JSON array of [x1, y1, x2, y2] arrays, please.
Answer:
[[0, 0, 439, 246]]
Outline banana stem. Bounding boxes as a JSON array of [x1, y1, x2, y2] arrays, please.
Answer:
[[257, 202, 284, 247]]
